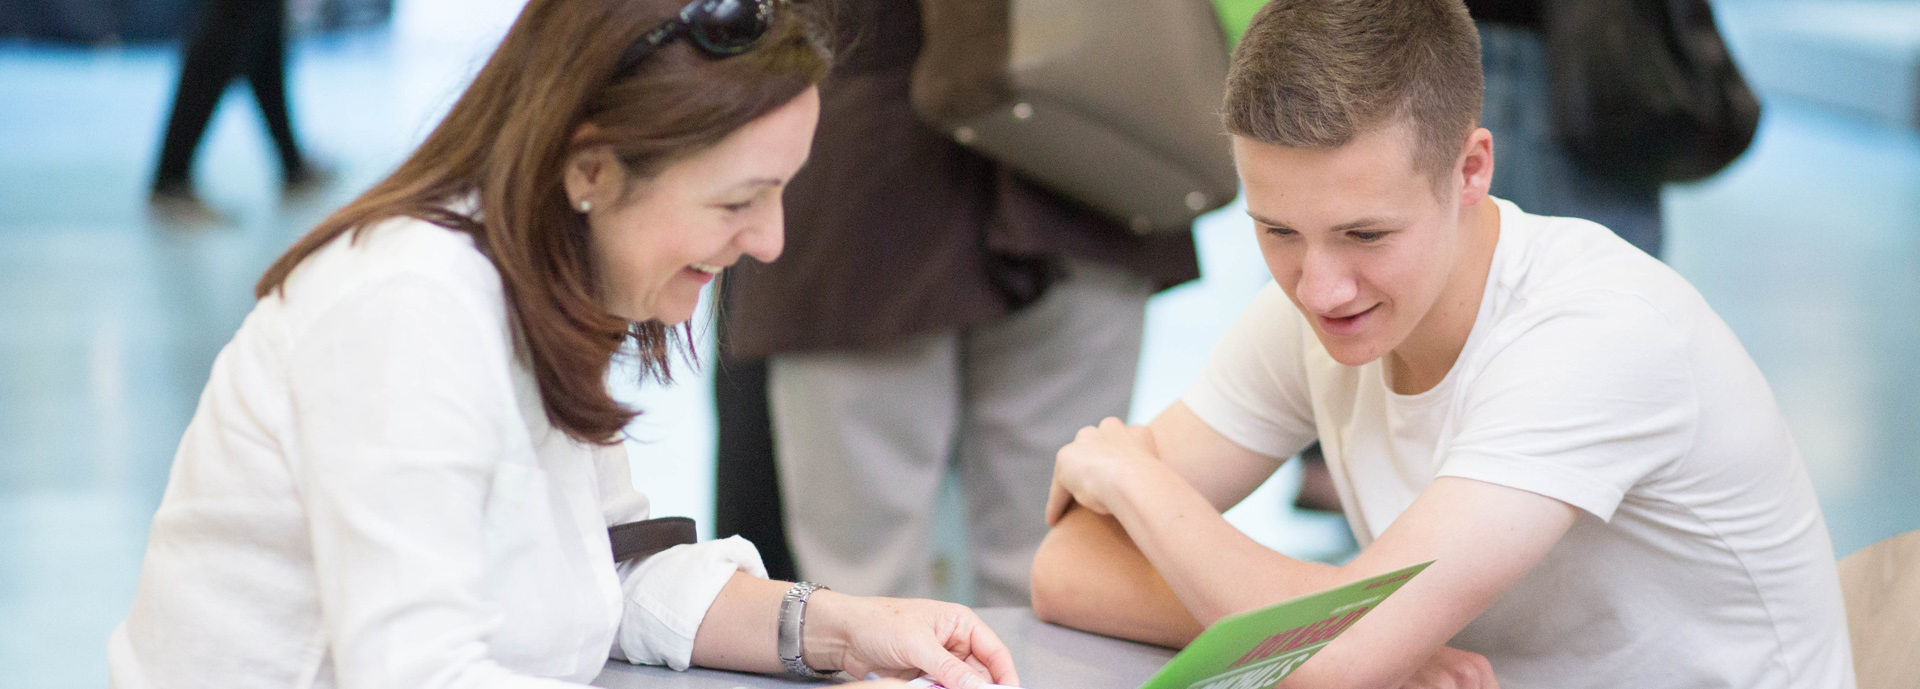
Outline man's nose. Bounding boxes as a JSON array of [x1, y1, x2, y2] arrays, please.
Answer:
[[1295, 247, 1358, 314]]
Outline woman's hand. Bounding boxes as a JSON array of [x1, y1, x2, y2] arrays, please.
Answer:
[[804, 593, 1020, 689], [1045, 417, 1166, 526], [1399, 646, 1498, 689]]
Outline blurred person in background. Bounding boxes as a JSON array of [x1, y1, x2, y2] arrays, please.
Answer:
[[1471, 0, 1758, 259], [1471, 0, 1664, 257], [150, 0, 327, 220], [713, 289, 799, 581], [719, 1, 1200, 606], [108, 1, 1022, 687]]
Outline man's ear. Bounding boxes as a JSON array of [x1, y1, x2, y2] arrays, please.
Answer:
[[1458, 128, 1494, 207]]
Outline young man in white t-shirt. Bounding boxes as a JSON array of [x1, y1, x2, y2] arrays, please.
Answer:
[[1027, 1, 1855, 687]]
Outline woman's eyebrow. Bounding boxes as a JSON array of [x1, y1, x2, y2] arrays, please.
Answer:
[[731, 177, 784, 192]]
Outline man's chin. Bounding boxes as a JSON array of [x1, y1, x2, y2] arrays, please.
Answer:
[[1313, 333, 1389, 368]]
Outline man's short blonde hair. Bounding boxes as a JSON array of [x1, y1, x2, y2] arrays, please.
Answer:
[[1224, 0, 1483, 188]]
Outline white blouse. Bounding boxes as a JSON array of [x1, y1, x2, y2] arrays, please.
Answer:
[[108, 215, 765, 688]]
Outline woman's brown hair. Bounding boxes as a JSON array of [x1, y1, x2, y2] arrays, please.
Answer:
[[256, 0, 831, 445]]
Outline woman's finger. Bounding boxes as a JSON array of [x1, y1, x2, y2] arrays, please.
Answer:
[[964, 656, 991, 681], [957, 617, 1020, 687], [909, 639, 987, 689]]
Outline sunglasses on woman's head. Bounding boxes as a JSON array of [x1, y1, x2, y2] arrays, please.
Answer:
[[613, 0, 776, 76]]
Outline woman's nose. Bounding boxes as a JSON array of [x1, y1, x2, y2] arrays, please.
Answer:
[[737, 212, 785, 264]]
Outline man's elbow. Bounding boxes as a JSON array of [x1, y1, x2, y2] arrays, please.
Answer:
[[1029, 527, 1077, 625]]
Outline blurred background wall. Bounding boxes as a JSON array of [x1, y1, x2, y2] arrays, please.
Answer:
[[1, 0, 1918, 687]]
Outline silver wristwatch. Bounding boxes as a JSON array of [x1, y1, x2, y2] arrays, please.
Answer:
[[778, 581, 835, 679]]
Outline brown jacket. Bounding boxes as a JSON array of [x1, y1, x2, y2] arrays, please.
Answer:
[[721, 0, 1202, 360]]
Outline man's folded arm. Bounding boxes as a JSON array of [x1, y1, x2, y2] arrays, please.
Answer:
[[1030, 507, 1204, 648], [1031, 401, 1290, 648]]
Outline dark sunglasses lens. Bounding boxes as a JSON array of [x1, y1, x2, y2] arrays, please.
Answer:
[[689, 0, 771, 54]]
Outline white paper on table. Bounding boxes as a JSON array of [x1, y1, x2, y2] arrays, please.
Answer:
[[905, 676, 1024, 689]]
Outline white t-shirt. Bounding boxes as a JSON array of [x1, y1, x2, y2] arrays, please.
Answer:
[[1182, 199, 1854, 688], [109, 215, 765, 689]]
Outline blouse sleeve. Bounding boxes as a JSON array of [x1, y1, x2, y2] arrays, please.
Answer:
[[594, 443, 768, 670], [285, 274, 579, 689]]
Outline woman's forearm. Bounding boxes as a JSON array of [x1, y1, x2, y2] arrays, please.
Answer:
[[689, 572, 790, 674]]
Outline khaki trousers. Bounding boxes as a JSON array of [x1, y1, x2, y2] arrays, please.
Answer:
[[768, 259, 1152, 605]]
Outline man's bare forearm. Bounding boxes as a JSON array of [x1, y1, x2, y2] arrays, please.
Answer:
[[1029, 507, 1205, 648]]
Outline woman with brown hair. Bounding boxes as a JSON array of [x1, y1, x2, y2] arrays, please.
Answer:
[[106, 1, 1021, 687]]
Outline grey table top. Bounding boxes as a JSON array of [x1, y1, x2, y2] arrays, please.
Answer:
[[593, 608, 1177, 689]]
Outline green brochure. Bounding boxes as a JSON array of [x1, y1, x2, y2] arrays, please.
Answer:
[[1138, 561, 1432, 689]]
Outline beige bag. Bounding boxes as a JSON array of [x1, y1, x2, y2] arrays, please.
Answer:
[[912, 0, 1239, 235]]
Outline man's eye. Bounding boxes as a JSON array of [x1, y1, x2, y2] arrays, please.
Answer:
[[720, 200, 753, 213], [1350, 231, 1387, 242], [1263, 226, 1297, 237]]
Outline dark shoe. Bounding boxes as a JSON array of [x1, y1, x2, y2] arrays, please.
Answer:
[[282, 162, 338, 198], [148, 184, 233, 226]]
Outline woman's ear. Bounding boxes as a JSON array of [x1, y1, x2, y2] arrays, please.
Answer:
[[563, 123, 623, 210], [563, 145, 617, 211]]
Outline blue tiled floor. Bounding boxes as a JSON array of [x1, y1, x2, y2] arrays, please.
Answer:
[[3, 4, 1919, 688]]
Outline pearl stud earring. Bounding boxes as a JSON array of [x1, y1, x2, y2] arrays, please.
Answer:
[[577, 200, 593, 213]]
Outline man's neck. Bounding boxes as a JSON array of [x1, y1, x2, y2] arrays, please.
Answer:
[[1385, 199, 1502, 395]]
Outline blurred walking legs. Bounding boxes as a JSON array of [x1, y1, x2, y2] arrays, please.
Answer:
[[152, 0, 315, 206], [769, 260, 1151, 606]]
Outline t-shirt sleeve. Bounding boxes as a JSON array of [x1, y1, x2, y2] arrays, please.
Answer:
[[1179, 284, 1319, 460], [1439, 291, 1698, 522]]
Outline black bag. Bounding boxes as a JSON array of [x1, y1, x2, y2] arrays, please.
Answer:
[[1546, 0, 1761, 185]]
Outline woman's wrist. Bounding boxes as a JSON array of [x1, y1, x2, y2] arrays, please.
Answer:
[[798, 589, 853, 672]]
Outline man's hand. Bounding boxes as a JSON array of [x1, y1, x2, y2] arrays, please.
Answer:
[[1398, 646, 1498, 689], [1046, 417, 1164, 526]]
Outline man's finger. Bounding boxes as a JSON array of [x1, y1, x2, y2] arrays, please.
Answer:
[[1128, 423, 1158, 454], [1045, 479, 1073, 527]]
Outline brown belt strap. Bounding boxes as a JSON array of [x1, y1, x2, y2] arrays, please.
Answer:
[[609, 516, 697, 563]]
